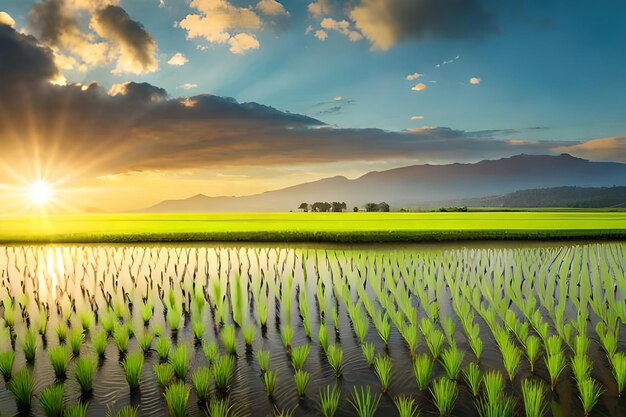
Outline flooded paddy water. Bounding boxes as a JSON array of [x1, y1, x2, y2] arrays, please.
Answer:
[[0, 241, 624, 416]]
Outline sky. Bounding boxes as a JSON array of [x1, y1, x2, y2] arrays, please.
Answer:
[[0, 0, 625, 212]]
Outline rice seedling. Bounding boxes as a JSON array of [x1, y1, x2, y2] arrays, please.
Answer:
[[326, 344, 343, 377], [192, 320, 204, 341], [500, 339, 522, 382], [319, 385, 341, 417], [318, 325, 329, 353], [413, 353, 434, 390], [425, 329, 445, 360], [571, 353, 592, 383], [139, 331, 153, 353], [192, 366, 212, 402], [7, 368, 34, 410], [92, 329, 108, 358], [154, 363, 175, 388], [294, 369, 310, 396], [122, 351, 145, 390], [394, 394, 420, 417], [257, 349, 270, 372], [153, 323, 164, 338], [203, 340, 219, 365], [100, 311, 116, 335], [220, 325, 237, 355], [263, 370, 277, 396], [0, 350, 15, 378], [113, 324, 129, 353], [3, 298, 15, 328], [166, 308, 183, 332], [20, 328, 38, 362], [291, 343, 310, 370], [207, 397, 234, 417], [74, 355, 97, 393], [48, 345, 69, 380], [214, 354, 235, 390], [430, 377, 457, 416], [164, 380, 190, 417], [439, 344, 465, 380], [374, 354, 392, 393], [544, 351, 566, 391], [361, 342, 375, 366], [596, 322, 619, 358], [577, 377, 604, 416], [65, 401, 89, 417], [78, 310, 94, 332], [525, 336, 542, 373], [141, 301, 153, 325], [348, 386, 381, 417], [105, 405, 140, 417], [441, 317, 456, 344], [156, 337, 171, 362], [242, 324, 255, 347], [38, 383, 64, 417], [373, 311, 391, 345], [481, 371, 505, 406], [281, 325, 294, 349], [168, 343, 189, 380], [463, 362, 481, 397], [476, 392, 516, 417], [56, 323, 67, 343], [611, 351, 626, 396], [521, 379, 546, 417]]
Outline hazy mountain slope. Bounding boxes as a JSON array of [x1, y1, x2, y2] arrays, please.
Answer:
[[141, 154, 626, 212]]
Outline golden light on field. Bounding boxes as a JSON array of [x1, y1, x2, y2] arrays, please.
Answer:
[[29, 180, 53, 206]]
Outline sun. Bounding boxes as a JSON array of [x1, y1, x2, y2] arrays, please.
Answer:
[[29, 180, 53, 206]]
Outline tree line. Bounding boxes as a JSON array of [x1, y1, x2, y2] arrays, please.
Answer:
[[298, 202, 390, 212]]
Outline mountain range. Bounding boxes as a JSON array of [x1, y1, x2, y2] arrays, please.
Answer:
[[140, 154, 626, 212]]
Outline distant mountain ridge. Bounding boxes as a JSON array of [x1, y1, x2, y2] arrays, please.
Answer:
[[141, 154, 626, 212]]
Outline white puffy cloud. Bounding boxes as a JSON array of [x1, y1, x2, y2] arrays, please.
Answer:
[[320, 18, 362, 42], [0, 11, 16, 28], [411, 83, 426, 91], [406, 72, 422, 81], [179, 0, 264, 54], [308, 0, 331, 18], [256, 0, 289, 16], [228, 32, 260, 54], [469, 77, 481, 85], [168, 52, 188, 66], [410, 116, 424, 121], [315, 29, 328, 41]]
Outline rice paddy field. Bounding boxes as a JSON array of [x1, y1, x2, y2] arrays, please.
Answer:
[[0, 242, 625, 416], [0, 212, 625, 243]]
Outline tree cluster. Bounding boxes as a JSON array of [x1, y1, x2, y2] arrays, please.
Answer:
[[298, 202, 347, 212], [365, 202, 390, 212]]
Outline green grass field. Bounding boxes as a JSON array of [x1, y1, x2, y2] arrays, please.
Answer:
[[0, 212, 624, 243]]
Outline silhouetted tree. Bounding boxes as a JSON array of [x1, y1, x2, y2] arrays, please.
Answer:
[[312, 202, 332, 212], [353, 206, 359, 212], [331, 202, 347, 212], [378, 202, 390, 212], [365, 203, 379, 212], [298, 202, 309, 212]]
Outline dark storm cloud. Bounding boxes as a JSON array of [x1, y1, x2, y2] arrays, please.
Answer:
[[92, 5, 158, 73], [0, 23, 621, 182], [28, 0, 75, 45], [351, 0, 498, 50], [0, 24, 58, 88]]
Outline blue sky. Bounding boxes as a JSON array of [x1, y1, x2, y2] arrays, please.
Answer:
[[1, 0, 626, 209], [5, 0, 626, 141]]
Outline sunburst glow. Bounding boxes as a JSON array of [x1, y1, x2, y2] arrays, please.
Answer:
[[29, 180, 53, 206]]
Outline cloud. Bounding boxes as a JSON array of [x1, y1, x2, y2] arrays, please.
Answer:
[[406, 72, 422, 81], [91, 5, 158, 74], [308, 0, 331, 18], [179, 0, 262, 54], [168, 52, 188, 66], [256, 0, 289, 16], [554, 137, 626, 162], [469, 77, 481, 85], [435, 55, 460, 68], [315, 29, 328, 41], [179, 83, 198, 90], [1, 23, 624, 185], [411, 83, 426, 91], [320, 18, 362, 42], [27, 0, 157, 74], [0, 11, 15, 28], [411, 116, 424, 121], [351, 0, 496, 51], [228, 32, 260, 54]]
